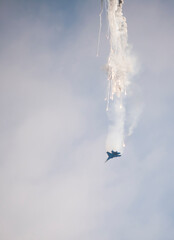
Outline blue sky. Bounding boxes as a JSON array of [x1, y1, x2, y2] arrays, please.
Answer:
[[0, 0, 174, 239]]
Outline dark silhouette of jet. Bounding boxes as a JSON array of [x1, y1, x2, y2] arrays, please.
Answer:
[[106, 150, 121, 162]]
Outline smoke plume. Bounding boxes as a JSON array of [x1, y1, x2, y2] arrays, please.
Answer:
[[104, 0, 138, 153]]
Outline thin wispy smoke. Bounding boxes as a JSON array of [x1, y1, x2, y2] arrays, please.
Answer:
[[96, 0, 104, 57]]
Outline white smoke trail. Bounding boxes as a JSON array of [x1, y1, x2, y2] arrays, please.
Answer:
[[104, 0, 137, 153], [106, 98, 125, 152], [96, 0, 104, 57]]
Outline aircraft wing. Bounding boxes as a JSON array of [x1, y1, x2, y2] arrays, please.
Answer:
[[106, 152, 112, 157]]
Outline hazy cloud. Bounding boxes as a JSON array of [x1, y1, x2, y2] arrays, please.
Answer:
[[0, 0, 174, 239]]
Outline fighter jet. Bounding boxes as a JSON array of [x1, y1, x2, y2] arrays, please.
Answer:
[[106, 150, 121, 162]]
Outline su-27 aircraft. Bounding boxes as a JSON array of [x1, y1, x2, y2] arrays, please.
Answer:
[[106, 150, 121, 162]]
